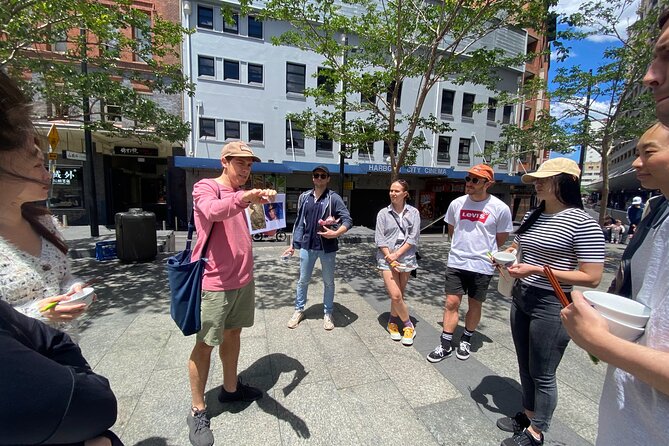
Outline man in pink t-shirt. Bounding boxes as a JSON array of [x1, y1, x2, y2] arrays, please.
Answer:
[[187, 141, 276, 446]]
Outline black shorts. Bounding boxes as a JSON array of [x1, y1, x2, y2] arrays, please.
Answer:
[[444, 266, 493, 302]]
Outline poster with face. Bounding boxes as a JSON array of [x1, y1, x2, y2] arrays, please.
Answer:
[[245, 193, 286, 234]]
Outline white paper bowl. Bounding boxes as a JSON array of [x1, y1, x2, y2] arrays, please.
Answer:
[[583, 290, 651, 328], [492, 251, 516, 267], [601, 313, 645, 342], [59, 287, 95, 307]]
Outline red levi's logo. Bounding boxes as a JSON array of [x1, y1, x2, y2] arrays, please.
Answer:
[[460, 209, 490, 223]]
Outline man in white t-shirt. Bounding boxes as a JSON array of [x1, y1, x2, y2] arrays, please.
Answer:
[[427, 164, 513, 363]]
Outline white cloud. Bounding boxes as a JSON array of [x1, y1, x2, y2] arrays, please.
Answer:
[[552, 0, 639, 43], [551, 97, 613, 122]]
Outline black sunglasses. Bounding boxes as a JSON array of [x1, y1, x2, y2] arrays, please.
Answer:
[[313, 173, 328, 179], [465, 176, 487, 184]]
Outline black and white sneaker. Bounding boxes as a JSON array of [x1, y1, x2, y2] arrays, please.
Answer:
[[500, 429, 543, 446], [426, 345, 453, 363], [497, 412, 531, 433], [456, 340, 471, 360]]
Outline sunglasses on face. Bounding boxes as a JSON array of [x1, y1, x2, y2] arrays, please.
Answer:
[[313, 173, 328, 179], [465, 176, 486, 184]]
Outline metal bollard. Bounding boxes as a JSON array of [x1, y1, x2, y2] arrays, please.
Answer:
[[174, 216, 178, 230], [162, 220, 166, 230], [62, 214, 68, 227]]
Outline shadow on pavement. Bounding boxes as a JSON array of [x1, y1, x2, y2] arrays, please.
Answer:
[[132, 437, 169, 446], [469, 375, 522, 418], [204, 353, 311, 439]]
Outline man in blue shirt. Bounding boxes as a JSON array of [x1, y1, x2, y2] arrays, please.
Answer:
[[282, 166, 352, 330]]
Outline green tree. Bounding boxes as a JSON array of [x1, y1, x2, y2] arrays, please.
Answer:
[[0, 0, 192, 142], [248, 0, 553, 180], [497, 0, 658, 224]]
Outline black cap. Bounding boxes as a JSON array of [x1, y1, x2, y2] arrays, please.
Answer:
[[312, 165, 330, 175]]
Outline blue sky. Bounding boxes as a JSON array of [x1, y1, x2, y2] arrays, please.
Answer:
[[547, 0, 639, 162]]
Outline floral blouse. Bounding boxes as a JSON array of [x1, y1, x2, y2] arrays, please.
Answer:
[[0, 216, 78, 320]]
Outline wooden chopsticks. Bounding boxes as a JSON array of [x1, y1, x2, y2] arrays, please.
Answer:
[[543, 265, 571, 308]]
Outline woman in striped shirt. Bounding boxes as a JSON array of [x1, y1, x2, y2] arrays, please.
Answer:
[[496, 158, 605, 446]]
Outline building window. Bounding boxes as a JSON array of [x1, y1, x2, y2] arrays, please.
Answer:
[[487, 98, 497, 122], [441, 89, 455, 115], [224, 120, 240, 140], [383, 132, 399, 157], [386, 81, 402, 108], [498, 144, 508, 168], [223, 59, 240, 81], [502, 105, 513, 124], [286, 120, 304, 150], [462, 93, 475, 118], [105, 103, 122, 122], [199, 118, 216, 138], [286, 62, 306, 94], [317, 67, 335, 94], [197, 5, 213, 29], [198, 56, 215, 77], [49, 166, 84, 209], [437, 136, 451, 163], [248, 122, 263, 142], [248, 16, 263, 39], [316, 125, 333, 152], [248, 63, 263, 85], [133, 15, 152, 62], [223, 13, 239, 34], [458, 138, 471, 165]]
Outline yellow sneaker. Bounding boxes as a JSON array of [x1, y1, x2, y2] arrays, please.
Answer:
[[387, 322, 402, 341], [401, 326, 416, 346]]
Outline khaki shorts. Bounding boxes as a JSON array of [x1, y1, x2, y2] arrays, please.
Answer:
[[197, 280, 255, 346]]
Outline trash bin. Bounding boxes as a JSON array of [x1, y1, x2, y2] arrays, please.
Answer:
[[115, 208, 157, 262]]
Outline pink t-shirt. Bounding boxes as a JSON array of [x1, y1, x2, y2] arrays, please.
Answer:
[[191, 179, 253, 291]]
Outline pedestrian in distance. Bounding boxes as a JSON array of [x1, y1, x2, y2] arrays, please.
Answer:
[[374, 179, 421, 346], [186, 141, 277, 446], [282, 165, 353, 331], [626, 196, 644, 236], [426, 164, 513, 363], [497, 158, 605, 446], [0, 70, 121, 446], [562, 121, 669, 446], [0, 71, 89, 328]]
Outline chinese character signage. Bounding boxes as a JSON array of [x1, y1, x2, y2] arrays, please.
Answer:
[[114, 146, 159, 157]]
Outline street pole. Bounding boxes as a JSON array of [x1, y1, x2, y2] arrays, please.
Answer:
[[81, 28, 99, 237], [339, 34, 348, 197], [578, 69, 592, 182]]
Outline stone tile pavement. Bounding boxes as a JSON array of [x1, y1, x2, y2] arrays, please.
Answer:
[[68, 237, 625, 446]]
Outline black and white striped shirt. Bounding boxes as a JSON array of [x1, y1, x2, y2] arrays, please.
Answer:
[[514, 208, 605, 291]]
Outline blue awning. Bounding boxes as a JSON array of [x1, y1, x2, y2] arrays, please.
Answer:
[[173, 156, 292, 173]]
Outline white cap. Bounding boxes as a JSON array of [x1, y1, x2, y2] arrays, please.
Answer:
[[632, 196, 642, 205]]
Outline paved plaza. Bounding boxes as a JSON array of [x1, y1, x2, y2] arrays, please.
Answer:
[[65, 227, 624, 446]]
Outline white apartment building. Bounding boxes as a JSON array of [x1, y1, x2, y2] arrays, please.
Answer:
[[176, 1, 538, 226]]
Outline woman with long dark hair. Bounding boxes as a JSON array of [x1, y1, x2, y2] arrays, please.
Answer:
[[0, 71, 87, 322], [496, 158, 605, 446], [374, 179, 420, 346]]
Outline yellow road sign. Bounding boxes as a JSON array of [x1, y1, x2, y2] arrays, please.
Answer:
[[47, 124, 60, 149], [48, 152, 58, 160]]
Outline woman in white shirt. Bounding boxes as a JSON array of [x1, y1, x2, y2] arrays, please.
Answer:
[[0, 71, 87, 324], [374, 179, 421, 346]]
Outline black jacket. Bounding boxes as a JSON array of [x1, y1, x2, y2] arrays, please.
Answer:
[[0, 301, 117, 445]]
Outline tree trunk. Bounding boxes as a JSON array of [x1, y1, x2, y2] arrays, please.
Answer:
[[598, 138, 611, 226]]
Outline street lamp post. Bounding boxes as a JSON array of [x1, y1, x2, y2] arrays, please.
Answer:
[[81, 28, 99, 237], [339, 34, 348, 197]]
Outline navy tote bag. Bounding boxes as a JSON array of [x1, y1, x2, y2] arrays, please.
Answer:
[[167, 207, 215, 336]]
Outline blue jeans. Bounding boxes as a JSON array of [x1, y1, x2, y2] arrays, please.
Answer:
[[510, 281, 571, 432], [295, 249, 336, 314]]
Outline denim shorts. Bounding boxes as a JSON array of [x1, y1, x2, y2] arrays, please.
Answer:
[[197, 280, 255, 346], [444, 266, 493, 302]]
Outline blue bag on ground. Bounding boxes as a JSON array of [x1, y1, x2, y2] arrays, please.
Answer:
[[166, 210, 213, 336]]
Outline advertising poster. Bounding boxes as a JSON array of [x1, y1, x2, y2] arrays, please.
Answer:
[[245, 193, 286, 234], [419, 191, 435, 219]]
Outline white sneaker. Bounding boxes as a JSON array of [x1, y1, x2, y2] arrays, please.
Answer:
[[287, 310, 304, 329], [323, 313, 335, 330]]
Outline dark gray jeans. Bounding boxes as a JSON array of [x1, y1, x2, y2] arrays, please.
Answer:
[[510, 281, 571, 432]]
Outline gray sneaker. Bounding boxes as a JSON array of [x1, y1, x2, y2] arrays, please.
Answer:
[[287, 310, 304, 329], [187, 408, 214, 446]]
